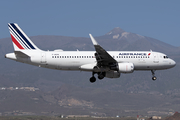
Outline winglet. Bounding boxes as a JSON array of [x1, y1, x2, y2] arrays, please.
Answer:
[[89, 34, 98, 45]]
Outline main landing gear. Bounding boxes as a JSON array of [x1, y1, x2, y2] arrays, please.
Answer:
[[90, 72, 96, 83], [89, 72, 105, 83], [90, 76, 96, 83], [151, 70, 157, 81]]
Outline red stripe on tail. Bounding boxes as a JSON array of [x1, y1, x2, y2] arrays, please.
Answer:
[[10, 34, 24, 49]]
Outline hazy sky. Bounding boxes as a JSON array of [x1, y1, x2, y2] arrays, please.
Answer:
[[0, 0, 180, 46]]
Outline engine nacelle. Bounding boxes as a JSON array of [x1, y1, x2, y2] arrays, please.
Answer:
[[118, 63, 134, 73], [105, 71, 120, 78]]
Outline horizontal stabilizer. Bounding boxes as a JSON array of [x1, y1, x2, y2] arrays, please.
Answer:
[[14, 51, 30, 58]]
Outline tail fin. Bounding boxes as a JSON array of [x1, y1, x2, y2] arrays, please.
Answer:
[[8, 23, 40, 51]]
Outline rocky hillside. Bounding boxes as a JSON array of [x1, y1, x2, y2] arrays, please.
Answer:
[[0, 27, 180, 117]]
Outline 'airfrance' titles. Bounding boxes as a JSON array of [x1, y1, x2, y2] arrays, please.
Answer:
[[119, 53, 150, 56]]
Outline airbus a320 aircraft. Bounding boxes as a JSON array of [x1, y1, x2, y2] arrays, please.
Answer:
[[5, 23, 176, 83]]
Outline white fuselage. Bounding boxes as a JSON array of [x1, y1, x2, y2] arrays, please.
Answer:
[[5, 50, 176, 71], [6, 23, 176, 82]]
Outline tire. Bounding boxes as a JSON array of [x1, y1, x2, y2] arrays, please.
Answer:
[[90, 76, 96, 83], [152, 76, 157, 81]]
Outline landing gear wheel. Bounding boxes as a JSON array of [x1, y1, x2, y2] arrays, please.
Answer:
[[152, 76, 157, 81], [98, 72, 105, 80], [98, 74, 104, 80], [90, 76, 96, 83]]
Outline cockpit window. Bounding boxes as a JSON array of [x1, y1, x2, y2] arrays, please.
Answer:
[[164, 56, 168, 59]]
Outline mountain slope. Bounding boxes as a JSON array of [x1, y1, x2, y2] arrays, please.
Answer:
[[0, 27, 179, 92], [0, 27, 180, 116]]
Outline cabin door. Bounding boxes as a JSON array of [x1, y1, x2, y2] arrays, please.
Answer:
[[41, 53, 46, 63], [153, 53, 159, 63]]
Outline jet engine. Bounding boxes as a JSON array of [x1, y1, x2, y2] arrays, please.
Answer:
[[118, 63, 134, 73]]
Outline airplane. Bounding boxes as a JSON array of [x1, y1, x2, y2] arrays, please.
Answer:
[[5, 23, 176, 83]]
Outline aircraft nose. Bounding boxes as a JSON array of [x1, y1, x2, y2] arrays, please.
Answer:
[[170, 59, 176, 67]]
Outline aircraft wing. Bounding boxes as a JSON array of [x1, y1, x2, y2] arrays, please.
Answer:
[[89, 34, 118, 71]]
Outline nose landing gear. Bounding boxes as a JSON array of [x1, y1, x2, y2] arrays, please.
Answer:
[[151, 70, 157, 81], [152, 76, 157, 80]]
